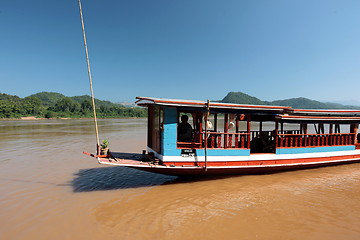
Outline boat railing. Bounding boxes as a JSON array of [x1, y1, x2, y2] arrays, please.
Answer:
[[204, 131, 250, 149], [250, 130, 300, 139], [277, 133, 356, 148], [204, 130, 283, 149], [178, 130, 275, 149], [178, 130, 356, 149], [278, 130, 302, 135]]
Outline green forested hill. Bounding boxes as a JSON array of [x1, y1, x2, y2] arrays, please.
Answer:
[[0, 93, 22, 102], [29, 92, 66, 106], [70, 95, 119, 108], [0, 92, 146, 119], [221, 92, 360, 109], [29, 92, 121, 108]]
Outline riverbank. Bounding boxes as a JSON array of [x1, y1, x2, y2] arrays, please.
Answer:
[[0, 116, 145, 121]]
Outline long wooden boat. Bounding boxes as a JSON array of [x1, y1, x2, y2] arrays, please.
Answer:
[[84, 97, 360, 176]]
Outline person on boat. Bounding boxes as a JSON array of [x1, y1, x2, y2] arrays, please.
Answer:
[[178, 115, 193, 142], [263, 131, 275, 153], [250, 131, 274, 153]]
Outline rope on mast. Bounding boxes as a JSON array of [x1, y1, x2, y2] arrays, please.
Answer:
[[77, 0, 100, 154]]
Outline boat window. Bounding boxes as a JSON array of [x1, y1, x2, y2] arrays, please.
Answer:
[[177, 112, 252, 150], [278, 122, 352, 135], [176, 111, 200, 146]]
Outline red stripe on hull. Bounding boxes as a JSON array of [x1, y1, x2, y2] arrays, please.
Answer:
[[133, 157, 360, 176]]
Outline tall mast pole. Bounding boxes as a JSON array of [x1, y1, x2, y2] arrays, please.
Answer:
[[77, 0, 100, 154]]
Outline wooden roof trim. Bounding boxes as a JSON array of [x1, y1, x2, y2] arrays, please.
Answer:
[[136, 97, 290, 111], [210, 102, 290, 110], [293, 109, 360, 114], [279, 115, 360, 121]]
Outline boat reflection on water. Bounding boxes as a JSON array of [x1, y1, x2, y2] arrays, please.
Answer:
[[72, 166, 177, 192]]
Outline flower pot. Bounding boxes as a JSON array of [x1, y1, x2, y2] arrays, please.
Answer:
[[100, 147, 109, 155]]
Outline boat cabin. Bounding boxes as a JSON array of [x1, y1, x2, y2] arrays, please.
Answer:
[[136, 97, 360, 165]]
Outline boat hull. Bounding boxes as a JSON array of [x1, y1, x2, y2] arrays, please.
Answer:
[[135, 159, 360, 176], [95, 151, 360, 176]]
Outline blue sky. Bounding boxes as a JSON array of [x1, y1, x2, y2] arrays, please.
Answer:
[[1, 0, 360, 104]]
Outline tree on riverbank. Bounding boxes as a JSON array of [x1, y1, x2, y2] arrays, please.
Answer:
[[0, 95, 44, 118], [0, 92, 146, 119]]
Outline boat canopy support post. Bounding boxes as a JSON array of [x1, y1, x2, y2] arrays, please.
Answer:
[[351, 123, 359, 144], [275, 119, 279, 149], [77, 0, 101, 155], [224, 113, 229, 148], [204, 100, 210, 172], [247, 115, 251, 149]]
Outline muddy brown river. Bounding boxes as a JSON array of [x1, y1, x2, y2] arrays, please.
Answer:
[[1, 119, 360, 240]]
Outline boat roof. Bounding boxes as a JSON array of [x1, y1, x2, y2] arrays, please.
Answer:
[[135, 97, 360, 122], [136, 97, 291, 113], [292, 108, 360, 116], [278, 114, 360, 123]]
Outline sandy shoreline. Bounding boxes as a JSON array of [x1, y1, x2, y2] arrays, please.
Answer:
[[0, 116, 71, 121]]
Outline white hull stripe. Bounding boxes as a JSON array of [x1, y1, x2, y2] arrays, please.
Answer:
[[160, 150, 360, 162]]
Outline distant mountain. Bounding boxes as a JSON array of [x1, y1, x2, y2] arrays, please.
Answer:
[[222, 92, 264, 105], [221, 92, 360, 109], [116, 102, 136, 107], [327, 100, 360, 106], [269, 98, 334, 109]]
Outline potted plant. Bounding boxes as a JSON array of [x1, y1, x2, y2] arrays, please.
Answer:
[[100, 139, 109, 155]]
